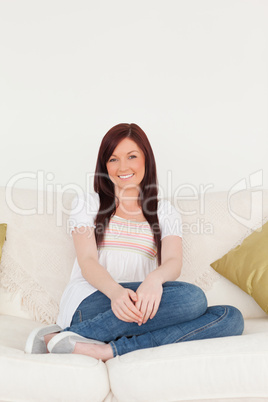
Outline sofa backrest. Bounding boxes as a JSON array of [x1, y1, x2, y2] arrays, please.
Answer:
[[0, 186, 267, 323]]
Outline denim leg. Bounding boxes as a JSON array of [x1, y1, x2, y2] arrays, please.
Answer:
[[110, 305, 244, 357], [70, 281, 205, 323], [64, 281, 208, 343]]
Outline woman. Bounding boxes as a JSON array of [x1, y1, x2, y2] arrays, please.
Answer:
[[25, 123, 244, 361]]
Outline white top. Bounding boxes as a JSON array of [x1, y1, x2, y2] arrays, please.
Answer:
[[57, 192, 183, 328]]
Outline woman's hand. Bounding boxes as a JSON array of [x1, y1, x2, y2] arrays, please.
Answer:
[[110, 285, 143, 323], [134, 272, 163, 325]]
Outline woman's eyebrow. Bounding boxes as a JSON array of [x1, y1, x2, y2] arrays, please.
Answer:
[[111, 150, 140, 157]]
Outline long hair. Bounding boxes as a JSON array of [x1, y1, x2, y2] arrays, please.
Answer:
[[93, 123, 162, 266]]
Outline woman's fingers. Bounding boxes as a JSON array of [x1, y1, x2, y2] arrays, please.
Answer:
[[143, 303, 153, 324], [115, 306, 141, 323], [112, 304, 132, 322], [116, 306, 136, 322], [112, 300, 142, 323], [110, 286, 146, 323], [134, 275, 164, 324], [113, 298, 159, 324], [137, 298, 160, 324], [140, 301, 154, 324], [122, 301, 143, 322], [124, 299, 143, 320], [110, 287, 141, 321], [125, 289, 143, 320], [149, 301, 159, 320], [135, 298, 151, 324]]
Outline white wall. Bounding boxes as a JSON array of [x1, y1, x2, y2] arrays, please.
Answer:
[[1, 0, 267, 197]]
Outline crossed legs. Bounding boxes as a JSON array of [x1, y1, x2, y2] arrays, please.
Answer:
[[56, 281, 244, 359]]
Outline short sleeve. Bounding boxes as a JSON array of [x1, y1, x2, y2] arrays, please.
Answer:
[[68, 192, 100, 237], [158, 200, 183, 240]]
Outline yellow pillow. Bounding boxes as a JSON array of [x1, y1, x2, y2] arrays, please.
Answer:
[[210, 220, 268, 314], [0, 223, 7, 263]]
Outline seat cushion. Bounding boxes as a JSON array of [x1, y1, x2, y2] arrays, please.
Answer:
[[106, 321, 268, 402], [0, 315, 110, 402]]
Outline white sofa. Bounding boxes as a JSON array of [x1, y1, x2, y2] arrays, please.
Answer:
[[0, 185, 268, 402]]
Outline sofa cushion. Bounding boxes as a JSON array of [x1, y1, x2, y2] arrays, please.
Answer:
[[0, 315, 110, 402], [106, 331, 268, 401], [0, 223, 7, 262], [1, 314, 268, 402], [210, 220, 268, 314], [0, 345, 110, 402]]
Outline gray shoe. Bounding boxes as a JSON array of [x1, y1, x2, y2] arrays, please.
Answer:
[[24, 324, 62, 354], [47, 331, 106, 354]]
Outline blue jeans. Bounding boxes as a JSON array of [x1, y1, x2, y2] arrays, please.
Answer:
[[64, 281, 244, 357]]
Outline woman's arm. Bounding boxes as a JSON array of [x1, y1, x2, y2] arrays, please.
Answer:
[[72, 226, 143, 323], [134, 235, 183, 324], [72, 226, 120, 298], [151, 235, 183, 283]]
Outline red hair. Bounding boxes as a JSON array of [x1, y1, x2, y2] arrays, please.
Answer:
[[94, 123, 162, 266]]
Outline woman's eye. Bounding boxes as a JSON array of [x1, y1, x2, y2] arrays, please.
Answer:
[[109, 155, 136, 162]]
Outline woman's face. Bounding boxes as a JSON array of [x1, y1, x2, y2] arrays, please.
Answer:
[[106, 138, 145, 196]]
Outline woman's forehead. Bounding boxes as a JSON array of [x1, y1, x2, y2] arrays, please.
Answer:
[[111, 138, 142, 156]]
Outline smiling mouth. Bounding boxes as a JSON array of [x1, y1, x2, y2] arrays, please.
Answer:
[[118, 173, 134, 180]]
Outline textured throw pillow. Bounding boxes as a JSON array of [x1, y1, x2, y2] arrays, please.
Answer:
[[210, 221, 268, 314], [0, 224, 7, 263]]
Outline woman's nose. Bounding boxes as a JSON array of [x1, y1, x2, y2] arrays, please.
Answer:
[[118, 159, 129, 171]]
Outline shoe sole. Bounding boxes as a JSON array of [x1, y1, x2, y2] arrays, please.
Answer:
[[48, 331, 106, 353], [24, 324, 62, 354]]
